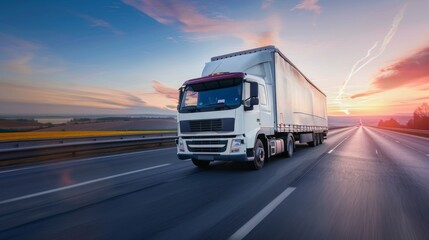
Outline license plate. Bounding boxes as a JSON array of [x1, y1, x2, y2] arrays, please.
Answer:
[[198, 155, 214, 160]]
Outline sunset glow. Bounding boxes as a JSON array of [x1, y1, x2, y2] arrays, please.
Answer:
[[0, 0, 428, 116]]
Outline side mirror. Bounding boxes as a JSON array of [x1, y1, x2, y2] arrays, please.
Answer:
[[177, 87, 184, 111], [244, 97, 259, 111], [250, 82, 258, 98], [250, 98, 259, 106]]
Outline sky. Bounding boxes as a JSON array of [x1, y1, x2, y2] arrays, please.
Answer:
[[0, 0, 428, 116]]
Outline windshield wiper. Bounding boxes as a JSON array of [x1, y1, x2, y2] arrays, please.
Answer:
[[181, 106, 199, 112], [204, 102, 233, 109]]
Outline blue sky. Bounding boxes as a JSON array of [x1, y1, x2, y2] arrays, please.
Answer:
[[0, 0, 428, 116]]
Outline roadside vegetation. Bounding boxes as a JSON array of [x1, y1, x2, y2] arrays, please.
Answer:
[[378, 103, 429, 130], [0, 130, 177, 141], [376, 103, 429, 137]]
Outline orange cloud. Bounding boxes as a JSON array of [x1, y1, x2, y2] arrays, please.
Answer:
[[351, 46, 429, 99], [152, 80, 178, 100], [0, 82, 147, 110], [123, 0, 282, 48], [292, 0, 322, 14]]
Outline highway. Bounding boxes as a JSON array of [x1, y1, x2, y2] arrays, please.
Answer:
[[1, 126, 428, 239]]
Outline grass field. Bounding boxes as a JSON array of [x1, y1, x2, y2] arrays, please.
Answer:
[[0, 130, 177, 141]]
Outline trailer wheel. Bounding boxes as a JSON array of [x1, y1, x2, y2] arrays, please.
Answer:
[[308, 133, 316, 147], [192, 159, 210, 168], [319, 134, 324, 144], [249, 139, 265, 170], [285, 135, 294, 158]]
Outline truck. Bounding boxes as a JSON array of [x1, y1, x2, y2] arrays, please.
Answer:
[[176, 46, 328, 170]]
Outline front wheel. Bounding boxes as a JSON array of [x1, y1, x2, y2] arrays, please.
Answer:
[[249, 139, 265, 170], [285, 136, 294, 158], [192, 159, 210, 168]]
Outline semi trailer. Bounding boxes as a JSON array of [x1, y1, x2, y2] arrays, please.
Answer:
[[176, 46, 328, 169]]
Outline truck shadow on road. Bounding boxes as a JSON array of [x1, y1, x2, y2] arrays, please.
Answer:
[[198, 144, 310, 172]]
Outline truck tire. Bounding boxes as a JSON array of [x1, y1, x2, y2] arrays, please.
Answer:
[[285, 136, 294, 158], [308, 133, 316, 147], [192, 159, 210, 168], [249, 139, 265, 170], [319, 134, 324, 144]]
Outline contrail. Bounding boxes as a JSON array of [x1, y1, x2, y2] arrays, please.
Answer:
[[336, 3, 408, 105], [337, 41, 378, 99]]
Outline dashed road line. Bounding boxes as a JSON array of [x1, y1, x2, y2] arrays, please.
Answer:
[[229, 187, 296, 240], [328, 137, 349, 154]]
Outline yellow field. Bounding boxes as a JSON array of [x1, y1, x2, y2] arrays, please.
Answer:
[[0, 130, 177, 141]]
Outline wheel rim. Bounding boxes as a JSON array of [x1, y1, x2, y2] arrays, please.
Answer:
[[257, 147, 264, 163]]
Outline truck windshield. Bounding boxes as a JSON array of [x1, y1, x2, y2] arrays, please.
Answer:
[[179, 78, 242, 113]]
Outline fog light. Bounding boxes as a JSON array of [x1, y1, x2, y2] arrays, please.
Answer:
[[178, 138, 185, 152], [230, 139, 242, 153]]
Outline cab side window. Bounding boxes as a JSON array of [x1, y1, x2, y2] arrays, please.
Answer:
[[244, 82, 250, 100], [258, 85, 267, 106]]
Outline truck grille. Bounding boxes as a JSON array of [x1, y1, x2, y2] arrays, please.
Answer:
[[186, 140, 228, 153], [180, 118, 234, 133], [190, 119, 222, 132]]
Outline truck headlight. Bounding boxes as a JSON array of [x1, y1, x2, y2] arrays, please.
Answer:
[[230, 139, 242, 153], [178, 138, 185, 152]]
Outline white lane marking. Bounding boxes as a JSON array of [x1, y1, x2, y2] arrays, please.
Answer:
[[229, 187, 296, 240], [426, 154, 429, 157], [376, 150, 378, 155], [0, 147, 176, 174], [395, 140, 400, 143], [328, 137, 349, 154], [0, 163, 170, 205]]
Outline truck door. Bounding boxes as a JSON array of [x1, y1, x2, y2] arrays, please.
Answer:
[[258, 84, 272, 132], [243, 82, 260, 137]]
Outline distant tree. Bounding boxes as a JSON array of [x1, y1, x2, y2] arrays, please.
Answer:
[[406, 119, 414, 129], [413, 103, 429, 130], [378, 118, 401, 128]]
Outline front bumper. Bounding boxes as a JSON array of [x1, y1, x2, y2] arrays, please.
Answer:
[[177, 135, 253, 161], [178, 153, 252, 161]]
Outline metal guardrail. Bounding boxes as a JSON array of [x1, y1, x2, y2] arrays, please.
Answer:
[[372, 126, 429, 137], [0, 136, 177, 161], [0, 133, 177, 149]]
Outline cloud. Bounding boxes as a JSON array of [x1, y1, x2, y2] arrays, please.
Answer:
[[0, 82, 147, 110], [0, 33, 63, 75], [261, 0, 274, 9], [351, 46, 429, 99], [6, 54, 33, 75], [152, 80, 179, 100], [292, 0, 322, 14], [77, 14, 123, 35], [123, 0, 282, 48]]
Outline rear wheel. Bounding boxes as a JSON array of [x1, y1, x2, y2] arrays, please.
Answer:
[[249, 139, 265, 170], [308, 133, 316, 147], [192, 159, 210, 168]]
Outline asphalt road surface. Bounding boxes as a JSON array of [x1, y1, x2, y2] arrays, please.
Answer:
[[1, 126, 428, 240]]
